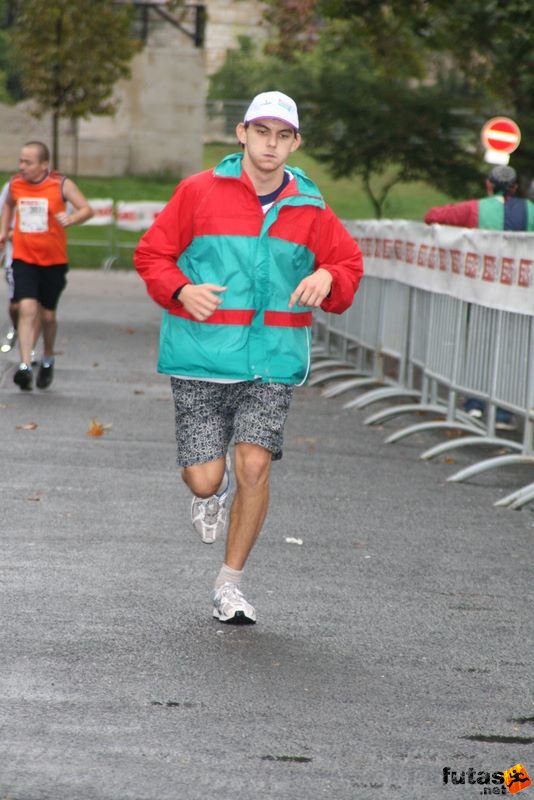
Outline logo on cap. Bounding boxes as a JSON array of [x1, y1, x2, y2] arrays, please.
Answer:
[[244, 91, 299, 130]]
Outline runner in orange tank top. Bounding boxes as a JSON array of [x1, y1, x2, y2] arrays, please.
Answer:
[[0, 141, 93, 390], [10, 169, 69, 266]]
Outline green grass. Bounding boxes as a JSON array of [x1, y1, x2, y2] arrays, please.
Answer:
[[0, 171, 180, 203], [0, 146, 453, 268]]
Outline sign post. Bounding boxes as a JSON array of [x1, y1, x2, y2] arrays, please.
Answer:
[[481, 117, 521, 165]]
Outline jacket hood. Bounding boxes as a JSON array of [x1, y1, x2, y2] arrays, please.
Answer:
[[213, 152, 324, 203]]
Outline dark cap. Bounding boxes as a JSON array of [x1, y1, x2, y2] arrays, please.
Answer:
[[488, 165, 517, 192]]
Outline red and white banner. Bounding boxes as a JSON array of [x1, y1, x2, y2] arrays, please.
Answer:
[[344, 219, 534, 316], [80, 199, 165, 229], [115, 201, 165, 231], [81, 198, 114, 226]]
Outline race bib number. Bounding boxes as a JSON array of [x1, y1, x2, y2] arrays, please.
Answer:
[[18, 198, 48, 233]]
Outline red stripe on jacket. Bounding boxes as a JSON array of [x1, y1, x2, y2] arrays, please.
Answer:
[[168, 307, 312, 327]]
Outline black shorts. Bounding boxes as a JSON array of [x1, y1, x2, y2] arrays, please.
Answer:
[[12, 260, 68, 311]]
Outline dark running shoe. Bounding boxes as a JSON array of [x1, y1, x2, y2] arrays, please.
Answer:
[[495, 409, 517, 432], [36, 362, 54, 389], [14, 366, 33, 391]]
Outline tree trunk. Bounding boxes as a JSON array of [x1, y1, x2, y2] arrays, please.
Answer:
[[363, 173, 382, 219], [72, 118, 79, 176], [51, 7, 64, 170], [51, 109, 60, 169]]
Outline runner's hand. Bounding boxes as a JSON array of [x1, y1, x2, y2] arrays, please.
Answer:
[[289, 268, 332, 308], [179, 284, 227, 321], [55, 212, 72, 227]]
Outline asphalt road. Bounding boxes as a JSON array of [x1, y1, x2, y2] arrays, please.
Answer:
[[1, 270, 533, 800]]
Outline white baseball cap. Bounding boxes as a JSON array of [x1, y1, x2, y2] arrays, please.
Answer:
[[244, 91, 299, 131]]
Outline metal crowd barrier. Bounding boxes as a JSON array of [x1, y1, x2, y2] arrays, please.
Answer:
[[310, 277, 389, 393], [312, 220, 534, 510]]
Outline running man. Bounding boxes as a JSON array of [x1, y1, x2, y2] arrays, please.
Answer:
[[0, 141, 93, 390], [135, 91, 363, 624]]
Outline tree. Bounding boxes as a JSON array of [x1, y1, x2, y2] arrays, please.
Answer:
[[425, 0, 534, 187], [261, 0, 321, 57], [10, 0, 140, 168], [0, 0, 25, 103], [296, 27, 484, 216], [208, 35, 310, 137], [209, 0, 534, 212], [319, 0, 534, 189], [209, 14, 485, 216], [0, 28, 22, 103], [319, 0, 433, 79]]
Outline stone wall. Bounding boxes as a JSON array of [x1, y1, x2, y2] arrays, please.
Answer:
[[0, 1, 266, 177], [204, 0, 267, 76]]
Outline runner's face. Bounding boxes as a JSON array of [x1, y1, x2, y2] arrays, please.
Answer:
[[19, 146, 48, 183], [237, 119, 300, 175]]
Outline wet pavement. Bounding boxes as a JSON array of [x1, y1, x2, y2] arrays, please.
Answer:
[[1, 269, 533, 800]]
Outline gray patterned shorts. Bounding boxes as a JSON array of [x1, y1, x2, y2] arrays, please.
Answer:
[[170, 379, 294, 467]]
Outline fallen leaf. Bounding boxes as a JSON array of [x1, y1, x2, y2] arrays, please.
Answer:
[[443, 456, 456, 464], [16, 421, 38, 431], [87, 418, 112, 437], [87, 419, 104, 437]]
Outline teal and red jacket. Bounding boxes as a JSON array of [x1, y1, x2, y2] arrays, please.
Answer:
[[134, 154, 363, 384], [424, 193, 534, 231]]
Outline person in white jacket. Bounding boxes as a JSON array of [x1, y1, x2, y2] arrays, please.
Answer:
[[0, 181, 18, 353]]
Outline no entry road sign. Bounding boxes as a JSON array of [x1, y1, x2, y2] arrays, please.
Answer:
[[481, 117, 521, 154]]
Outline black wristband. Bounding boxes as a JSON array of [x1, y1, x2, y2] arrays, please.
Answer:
[[172, 285, 186, 301]]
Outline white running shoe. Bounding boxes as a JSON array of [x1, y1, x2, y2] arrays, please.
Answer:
[[212, 582, 256, 624], [0, 327, 16, 353], [190, 453, 231, 544], [466, 407, 483, 419]]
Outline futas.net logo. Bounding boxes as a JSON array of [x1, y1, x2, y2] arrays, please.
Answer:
[[442, 763, 532, 795]]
